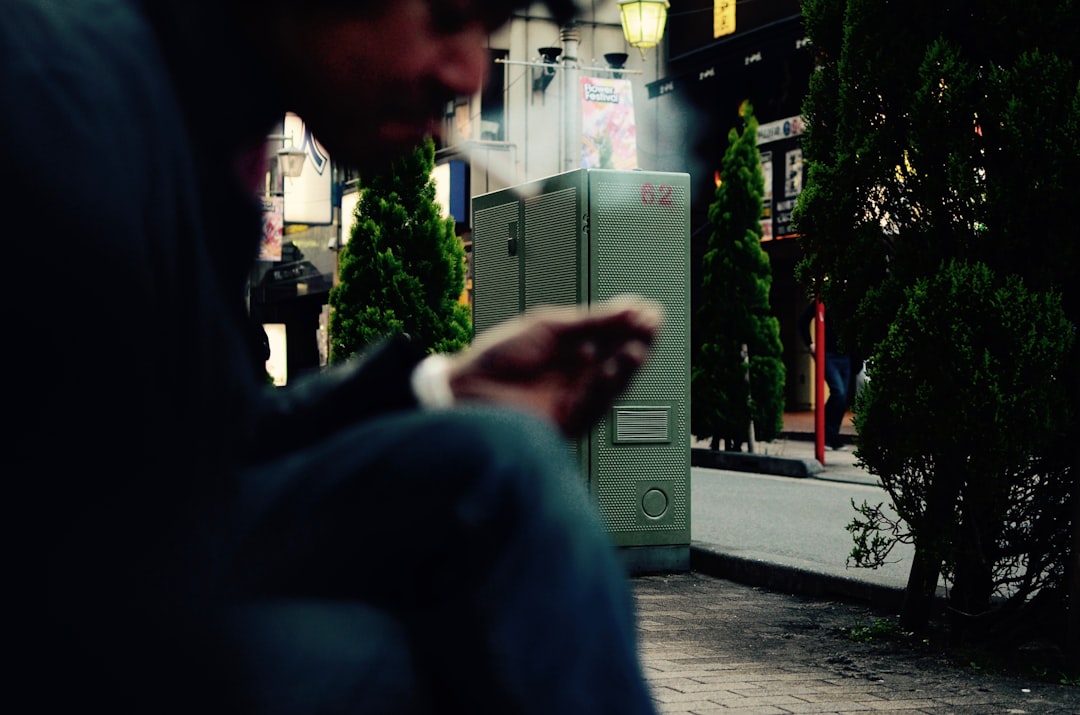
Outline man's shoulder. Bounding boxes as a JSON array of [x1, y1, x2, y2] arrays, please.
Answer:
[[3, 0, 155, 71], [4, 0, 190, 221], [3, 0, 172, 131]]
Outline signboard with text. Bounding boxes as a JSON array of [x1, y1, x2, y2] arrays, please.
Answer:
[[580, 77, 638, 171], [259, 196, 283, 261], [757, 115, 805, 240]]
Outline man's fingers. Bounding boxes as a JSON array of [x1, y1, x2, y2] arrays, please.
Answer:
[[600, 357, 620, 380], [577, 340, 598, 362], [620, 339, 652, 366], [471, 294, 662, 357], [450, 295, 664, 436], [557, 336, 655, 436]]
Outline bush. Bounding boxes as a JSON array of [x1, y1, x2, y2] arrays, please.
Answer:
[[851, 260, 1074, 646]]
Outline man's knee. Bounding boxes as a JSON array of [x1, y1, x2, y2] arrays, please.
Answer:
[[223, 601, 422, 714]]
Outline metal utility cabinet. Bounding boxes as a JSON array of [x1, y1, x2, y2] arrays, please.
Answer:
[[471, 168, 691, 573]]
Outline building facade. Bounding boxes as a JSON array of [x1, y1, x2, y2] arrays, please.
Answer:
[[270, 1, 819, 411]]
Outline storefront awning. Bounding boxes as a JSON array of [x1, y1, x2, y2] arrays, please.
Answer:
[[647, 14, 809, 100]]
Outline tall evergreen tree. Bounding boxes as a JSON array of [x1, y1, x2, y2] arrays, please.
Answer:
[[692, 100, 786, 452], [796, 0, 1080, 350], [329, 137, 472, 361], [794, 0, 1079, 649]]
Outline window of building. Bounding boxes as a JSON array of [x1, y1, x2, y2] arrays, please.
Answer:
[[481, 49, 508, 141]]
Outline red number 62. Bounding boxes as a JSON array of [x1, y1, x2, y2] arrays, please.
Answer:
[[640, 183, 674, 208]]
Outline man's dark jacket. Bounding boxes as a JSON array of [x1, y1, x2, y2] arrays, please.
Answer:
[[3, 1, 421, 709]]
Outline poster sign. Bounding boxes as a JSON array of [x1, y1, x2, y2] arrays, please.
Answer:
[[259, 196, 283, 261], [759, 150, 773, 241], [714, 0, 735, 38], [756, 115, 806, 239], [580, 77, 638, 170]]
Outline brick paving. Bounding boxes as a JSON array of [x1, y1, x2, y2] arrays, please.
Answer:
[[648, 412, 1078, 713], [631, 572, 1080, 715]]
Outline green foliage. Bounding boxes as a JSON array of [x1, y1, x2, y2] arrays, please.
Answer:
[[794, 0, 1080, 350], [795, 0, 1079, 644], [692, 100, 786, 451], [329, 137, 471, 361], [845, 617, 906, 644], [846, 498, 911, 569], [855, 260, 1074, 627]]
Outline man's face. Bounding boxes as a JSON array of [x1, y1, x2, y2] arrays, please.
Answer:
[[257, 1, 538, 173]]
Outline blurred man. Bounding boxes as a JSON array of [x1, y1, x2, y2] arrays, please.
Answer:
[[4, 1, 660, 712]]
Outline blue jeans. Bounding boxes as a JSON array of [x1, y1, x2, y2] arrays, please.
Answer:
[[220, 406, 657, 714], [824, 353, 853, 448]]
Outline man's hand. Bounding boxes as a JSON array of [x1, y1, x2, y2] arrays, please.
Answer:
[[446, 295, 663, 437]]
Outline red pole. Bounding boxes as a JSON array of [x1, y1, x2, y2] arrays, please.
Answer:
[[815, 297, 826, 465]]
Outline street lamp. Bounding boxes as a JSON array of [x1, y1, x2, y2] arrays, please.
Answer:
[[618, 0, 670, 58], [277, 145, 307, 178], [266, 133, 307, 179], [604, 52, 629, 79]]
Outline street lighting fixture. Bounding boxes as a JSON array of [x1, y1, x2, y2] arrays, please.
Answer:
[[276, 145, 307, 178], [604, 52, 629, 79], [266, 132, 307, 179], [533, 46, 563, 92], [618, 0, 670, 58]]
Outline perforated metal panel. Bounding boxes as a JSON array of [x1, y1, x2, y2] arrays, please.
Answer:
[[523, 186, 581, 310], [471, 169, 691, 557], [472, 199, 522, 336], [587, 170, 690, 547]]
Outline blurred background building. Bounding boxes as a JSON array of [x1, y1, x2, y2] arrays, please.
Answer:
[[259, 1, 818, 411]]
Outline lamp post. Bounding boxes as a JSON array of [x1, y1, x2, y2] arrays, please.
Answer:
[[254, 130, 312, 385], [490, 9, 660, 175], [618, 0, 670, 58], [560, 24, 580, 173], [253, 131, 307, 285]]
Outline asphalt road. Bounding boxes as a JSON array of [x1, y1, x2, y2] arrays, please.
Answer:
[[691, 466, 914, 592]]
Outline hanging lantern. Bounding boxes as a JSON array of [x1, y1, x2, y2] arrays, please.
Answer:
[[618, 0, 670, 57], [277, 145, 307, 178]]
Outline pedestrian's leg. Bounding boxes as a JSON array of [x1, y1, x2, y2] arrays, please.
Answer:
[[823, 354, 852, 448], [228, 406, 657, 715]]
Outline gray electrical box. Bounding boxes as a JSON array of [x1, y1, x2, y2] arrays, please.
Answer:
[[471, 168, 691, 574]]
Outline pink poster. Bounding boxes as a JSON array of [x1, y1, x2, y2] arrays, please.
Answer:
[[580, 77, 638, 170], [259, 196, 283, 262]]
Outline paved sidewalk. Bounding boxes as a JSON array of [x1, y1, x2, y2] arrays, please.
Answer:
[[631, 571, 1080, 714], [691, 412, 874, 486], [642, 413, 1080, 713]]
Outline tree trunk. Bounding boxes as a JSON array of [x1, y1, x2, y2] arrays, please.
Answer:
[[900, 545, 941, 630], [901, 462, 963, 630], [1068, 466, 1079, 671], [949, 494, 995, 627]]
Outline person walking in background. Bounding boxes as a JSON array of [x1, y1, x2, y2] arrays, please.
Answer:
[[799, 299, 858, 450], [4, 1, 661, 713]]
